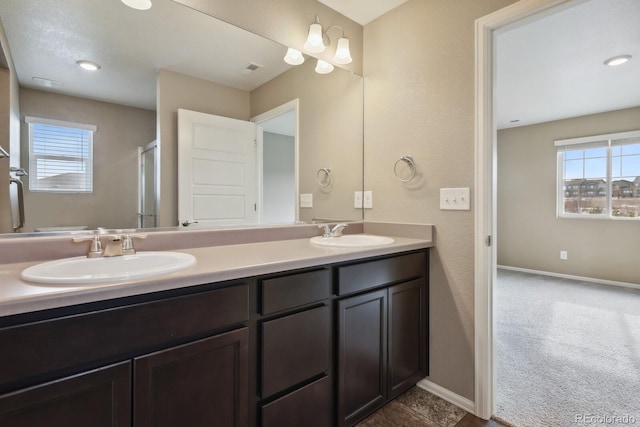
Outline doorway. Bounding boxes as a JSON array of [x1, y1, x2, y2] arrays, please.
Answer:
[[138, 140, 157, 228], [251, 99, 299, 224]]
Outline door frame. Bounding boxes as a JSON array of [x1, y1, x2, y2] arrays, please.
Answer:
[[473, 0, 577, 419], [251, 99, 300, 222]]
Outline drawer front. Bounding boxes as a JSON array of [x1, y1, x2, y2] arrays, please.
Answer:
[[261, 305, 330, 398], [0, 284, 249, 388], [261, 376, 332, 427], [261, 269, 331, 315], [337, 252, 427, 296]]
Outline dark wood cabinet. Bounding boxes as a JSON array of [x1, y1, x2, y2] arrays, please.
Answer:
[[0, 249, 428, 427], [0, 362, 131, 427], [337, 289, 388, 427], [134, 328, 248, 427], [337, 252, 428, 427]]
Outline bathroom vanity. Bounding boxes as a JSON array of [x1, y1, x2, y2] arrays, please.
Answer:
[[0, 233, 430, 427]]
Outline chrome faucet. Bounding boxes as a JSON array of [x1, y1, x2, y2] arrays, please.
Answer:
[[318, 223, 348, 238], [73, 232, 147, 258]]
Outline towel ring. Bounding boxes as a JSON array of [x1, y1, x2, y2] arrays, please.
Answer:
[[316, 167, 332, 187], [394, 156, 416, 182]]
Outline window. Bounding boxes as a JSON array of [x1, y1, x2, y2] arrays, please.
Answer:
[[26, 116, 96, 193], [556, 130, 640, 219]]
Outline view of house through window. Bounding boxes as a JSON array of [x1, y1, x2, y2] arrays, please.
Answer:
[[556, 130, 640, 219], [26, 116, 96, 193]]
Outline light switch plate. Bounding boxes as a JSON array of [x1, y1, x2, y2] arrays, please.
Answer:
[[440, 188, 471, 211], [354, 191, 363, 208], [363, 191, 373, 209], [300, 193, 313, 208]]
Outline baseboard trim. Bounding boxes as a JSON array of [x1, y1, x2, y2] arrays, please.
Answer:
[[497, 265, 640, 291], [416, 379, 475, 414]]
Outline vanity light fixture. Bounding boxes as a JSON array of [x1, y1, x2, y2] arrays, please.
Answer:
[[284, 48, 305, 65], [121, 0, 152, 10], [76, 60, 101, 71], [315, 59, 334, 75], [604, 55, 631, 66], [301, 15, 353, 73]]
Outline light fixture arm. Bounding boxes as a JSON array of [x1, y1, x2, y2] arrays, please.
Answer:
[[322, 25, 345, 47]]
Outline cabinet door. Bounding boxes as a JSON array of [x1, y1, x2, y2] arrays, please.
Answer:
[[337, 289, 387, 427], [134, 328, 248, 427], [0, 362, 131, 427], [388, 279, 427, 398]]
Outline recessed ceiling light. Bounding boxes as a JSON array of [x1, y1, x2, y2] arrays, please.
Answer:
[[76, 60, 101, 71], [603, 55, 631, 66], [121, 0, 152, 10]]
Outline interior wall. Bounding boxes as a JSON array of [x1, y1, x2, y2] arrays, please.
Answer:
[[363, 0, 517, 400], [174, 0, 363, 75], [19, 88, 156, 232], [156, 69, 250, 227], [262, 132, 295, 224], [250, 59, 364, 223], [497, 106, 640, 284]]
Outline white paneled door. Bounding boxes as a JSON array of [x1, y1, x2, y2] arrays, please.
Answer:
[[178, 109, 258, 227]]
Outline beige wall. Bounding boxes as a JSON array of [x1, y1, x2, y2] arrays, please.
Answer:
[[175, 0, 363, 75], [497, 106, 640, 284], [251, 59, 364, 223], [156, 69, 250, 227], [19, 89, 156, 232], [363, 0, 517, 400]]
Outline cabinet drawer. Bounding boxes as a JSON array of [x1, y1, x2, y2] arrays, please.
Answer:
[[261, 376, 332, 427], [260, 269, 331, 315], [337, 252, 426, 296], [261, 306, 330, 397], [0, 284, 248, 388]]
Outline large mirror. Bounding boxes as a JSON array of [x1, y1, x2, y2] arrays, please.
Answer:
[[0, 0, 363, 235]]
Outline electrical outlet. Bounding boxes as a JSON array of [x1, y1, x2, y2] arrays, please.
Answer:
[[440, 188, 471, 211], [363, 191, 373, 209], [560, 250, 568, 260], [354, 191, 363, 208], [300, 193, 313, 208]]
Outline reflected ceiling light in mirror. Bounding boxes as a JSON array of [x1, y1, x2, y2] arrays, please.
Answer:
[[284, 48, 305, 65], [315, 59, 334, 74], [604, 55, 631, 66], [121, 0, 152, 10], [76, 60, 101, 71]]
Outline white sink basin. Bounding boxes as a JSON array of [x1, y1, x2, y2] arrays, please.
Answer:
[[310, 234, 395, 248], [21, 251, 196, 285]]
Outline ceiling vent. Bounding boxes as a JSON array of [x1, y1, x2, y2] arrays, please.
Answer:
[[241, 63, 263, 75], [32, 77, 64, 89]]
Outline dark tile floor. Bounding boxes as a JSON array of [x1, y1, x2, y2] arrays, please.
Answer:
[[357, 387, 508, 427]]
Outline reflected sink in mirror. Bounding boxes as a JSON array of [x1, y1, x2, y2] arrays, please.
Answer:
[[310, 235, 395, 248], [21, 252, 196, 285]]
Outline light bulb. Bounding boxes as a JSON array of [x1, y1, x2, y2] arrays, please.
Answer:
[[76, 60, 101, 71], [304, 23, 325, 53], [284, 48, 305, 66], [333, 37, 352, 65], [315, 59, 334, 74]]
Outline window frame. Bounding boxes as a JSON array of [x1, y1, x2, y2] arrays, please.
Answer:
[[26, 116, 97, 194], [555, 129, 640, 220]]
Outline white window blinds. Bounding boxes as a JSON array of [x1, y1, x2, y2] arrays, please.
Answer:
[[26, 117, 96, 193]]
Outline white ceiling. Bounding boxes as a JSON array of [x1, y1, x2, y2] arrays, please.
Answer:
[[496, 0, 640, 129], [318, 0, 410, 25]]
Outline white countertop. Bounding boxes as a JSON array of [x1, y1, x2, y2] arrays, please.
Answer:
[[0, 236, 432, 317]]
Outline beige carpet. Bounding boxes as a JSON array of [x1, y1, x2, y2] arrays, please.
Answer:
[[495, 269, 640, 427]]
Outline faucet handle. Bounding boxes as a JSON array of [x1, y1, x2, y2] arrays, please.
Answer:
[[72, 235, 104, 258], [318, 224, 331, 238], [122, 233, 148, 255]]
